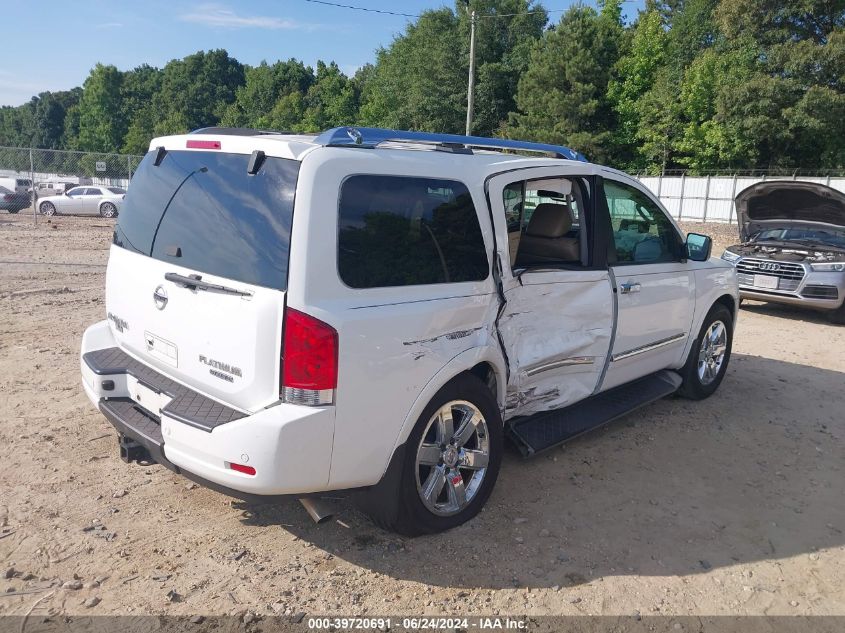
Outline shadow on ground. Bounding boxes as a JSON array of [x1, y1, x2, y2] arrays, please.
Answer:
[[739, 299, 838, 325], [232, 353, 843, 589]]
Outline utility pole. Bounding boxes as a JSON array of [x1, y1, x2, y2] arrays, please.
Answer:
[[465, 8, 477, 137]]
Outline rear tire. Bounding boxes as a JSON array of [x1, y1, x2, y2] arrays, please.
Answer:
[[678, 304, 733, 400], [40, 201, 56, 216], [355, 373, 503, 536], [7, 209, 19, 214], [100, 202, 117, 218]]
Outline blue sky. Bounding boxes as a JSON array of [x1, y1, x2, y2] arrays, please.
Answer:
[[1, 0, 644, 107]]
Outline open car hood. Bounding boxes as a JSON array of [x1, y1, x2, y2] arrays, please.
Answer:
[[735, 181, 845, 242]]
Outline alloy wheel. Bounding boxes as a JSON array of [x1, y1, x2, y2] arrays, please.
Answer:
[[415, 400, 490, 516], [698, 320, 727, 385]]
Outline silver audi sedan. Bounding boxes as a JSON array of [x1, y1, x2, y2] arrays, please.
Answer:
[[721, 181, 845, 324], [38, 185, 126, 218]]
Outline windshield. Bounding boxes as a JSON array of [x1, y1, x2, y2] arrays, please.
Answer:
[[753, 227, 845, 249], [113, 149, 300, 291]]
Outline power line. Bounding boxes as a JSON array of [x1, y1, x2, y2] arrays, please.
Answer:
[[301, 0, 420, 18], [301, 0, 573, 20]]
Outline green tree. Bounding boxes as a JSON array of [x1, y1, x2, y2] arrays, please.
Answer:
[[152, 50, 245, 135], [507, 2, 624, 162], [76, 64, 126, 152], [221, 59, 314, 128], [359, 8, 466, 132]]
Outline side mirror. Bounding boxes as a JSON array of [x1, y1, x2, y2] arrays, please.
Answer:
[[686, 233, 712, 262]]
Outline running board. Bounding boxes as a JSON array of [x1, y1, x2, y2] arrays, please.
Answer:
[[506, 370, 682, 457]]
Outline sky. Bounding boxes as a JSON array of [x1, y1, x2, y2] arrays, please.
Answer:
[[1, 0, 645, 107]]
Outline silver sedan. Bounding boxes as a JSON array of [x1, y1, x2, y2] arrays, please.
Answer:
[[38, 186, 125, 218]]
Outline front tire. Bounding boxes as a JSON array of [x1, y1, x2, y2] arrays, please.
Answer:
[[678, 304, 733, 400], [828, 302, 845, 325], [40, 201, 56, 216], [355, 373, 503, 536]]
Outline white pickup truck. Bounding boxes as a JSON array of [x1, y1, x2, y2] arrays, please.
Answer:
[[81, 127, 738, 535]]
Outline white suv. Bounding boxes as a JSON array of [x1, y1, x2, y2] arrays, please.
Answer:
[[81, 127, 739, 535]]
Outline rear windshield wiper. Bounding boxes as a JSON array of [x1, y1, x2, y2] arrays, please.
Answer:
[[164, 272, 252, 297]]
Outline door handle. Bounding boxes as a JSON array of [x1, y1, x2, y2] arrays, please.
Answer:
[[619, 281, 641, 294]]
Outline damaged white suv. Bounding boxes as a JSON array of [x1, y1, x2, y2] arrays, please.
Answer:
[[81, 127, 738, 535]]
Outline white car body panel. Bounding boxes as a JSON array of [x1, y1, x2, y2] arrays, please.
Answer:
[[80, 132, 739, 498], [105, 246, 285, 412]]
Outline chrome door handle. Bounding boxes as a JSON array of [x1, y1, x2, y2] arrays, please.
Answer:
[[619, 281, 641, 294]]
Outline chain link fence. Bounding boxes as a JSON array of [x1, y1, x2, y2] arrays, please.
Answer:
[[3, 146, 845, 225], [0, 146, 143, 221]]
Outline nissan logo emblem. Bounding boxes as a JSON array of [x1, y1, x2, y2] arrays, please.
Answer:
[[759, 262, 781, 272], [153, 285, 168, 310]]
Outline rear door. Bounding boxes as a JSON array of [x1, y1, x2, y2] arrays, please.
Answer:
[[487, 167, 614, 418], [599, 176, 694, 390], [106, 147, 300, 412]]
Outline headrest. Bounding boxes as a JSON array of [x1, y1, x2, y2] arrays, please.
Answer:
[[525, 203, 573, 238]]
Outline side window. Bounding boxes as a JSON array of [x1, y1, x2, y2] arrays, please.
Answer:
[[604, 180, 682, 264], [501, 177, 588, 268], [338, 175, 489, 288], [67, 188, 82, 196]]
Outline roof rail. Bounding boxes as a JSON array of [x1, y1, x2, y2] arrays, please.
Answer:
[[312, 127, 588, 162], [190, 127, 295, 136]]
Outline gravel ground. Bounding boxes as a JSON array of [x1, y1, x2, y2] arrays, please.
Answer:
[[0, 214, 843, 619]]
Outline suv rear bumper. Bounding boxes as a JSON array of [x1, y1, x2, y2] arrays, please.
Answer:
[[81, 320, 335, 496]]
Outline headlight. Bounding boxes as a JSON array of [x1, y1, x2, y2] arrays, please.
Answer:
[[810, 262, 845, 272], [721, 250, 741, 263]]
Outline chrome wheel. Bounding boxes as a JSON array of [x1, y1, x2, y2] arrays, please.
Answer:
[[698, 320, 727, 385], [100, 202, 117, 218], [415, 400, 490, 517], [40, 202, 56, 216]]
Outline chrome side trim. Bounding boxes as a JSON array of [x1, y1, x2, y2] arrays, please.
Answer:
[[611, 332, 686, 362], [525, 356, 594, 378]]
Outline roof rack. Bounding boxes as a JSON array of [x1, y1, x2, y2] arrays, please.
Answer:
[[190, 127, 296, 136], [312, 127, 588, 162]]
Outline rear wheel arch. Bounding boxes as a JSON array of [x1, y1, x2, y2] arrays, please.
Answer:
[[389, 347, 507, 459]]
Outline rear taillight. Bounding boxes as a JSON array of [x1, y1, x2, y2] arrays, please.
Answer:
[[281, 308, 338, 406]]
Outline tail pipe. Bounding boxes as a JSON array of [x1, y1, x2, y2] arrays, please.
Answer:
[[299, 497, 334, 524]]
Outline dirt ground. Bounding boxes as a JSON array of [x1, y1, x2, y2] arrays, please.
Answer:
[[0, 213, 843, 619]]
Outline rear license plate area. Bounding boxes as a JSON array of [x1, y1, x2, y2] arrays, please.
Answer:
[[144, 331, 178, 367]]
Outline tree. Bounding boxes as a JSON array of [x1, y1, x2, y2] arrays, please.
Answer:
[[152, 50, 245, 135], [608, 7, 670, 168], [221, 59, 314, 128], [359, 8, 466, 132], [76, 64, 126, 152], [507, 2, 624, 162]]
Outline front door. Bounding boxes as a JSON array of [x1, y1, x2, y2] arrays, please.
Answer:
[[487, 167, 614, 419], [599, 176, 694, 390]]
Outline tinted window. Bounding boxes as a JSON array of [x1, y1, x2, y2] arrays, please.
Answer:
[[107, 187, 126, 194], [67, 187, 83, 196], [114, 150, 300, 291], [338, 175, 488, 288], [604, 180, 682, 264], [84, 188, 102, 196]]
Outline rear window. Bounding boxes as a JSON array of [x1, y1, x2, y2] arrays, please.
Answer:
[[107, 187, 126, 194], [338, 175, 489, 288], [114, 150, 300, 291]]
